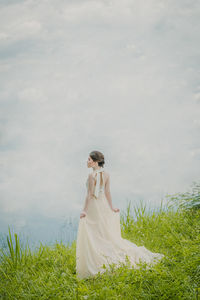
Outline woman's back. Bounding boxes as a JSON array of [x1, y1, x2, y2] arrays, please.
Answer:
[[86, 168, 110, 199]]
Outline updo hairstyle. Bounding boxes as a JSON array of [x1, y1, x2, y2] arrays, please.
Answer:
[[89, 151, 105, 167]]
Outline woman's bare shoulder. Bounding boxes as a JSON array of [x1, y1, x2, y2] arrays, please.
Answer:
[[89, 169, 110, 182], [103, 170, 110, 182], [88, 173, 95, 181]]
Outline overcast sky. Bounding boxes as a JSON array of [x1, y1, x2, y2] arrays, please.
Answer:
[[0, 0, 200, 232]]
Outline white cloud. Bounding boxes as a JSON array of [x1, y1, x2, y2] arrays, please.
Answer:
[[0, 0, 200, 227]]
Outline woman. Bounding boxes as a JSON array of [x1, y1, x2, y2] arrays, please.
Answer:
[[76, 150, 164, 279]]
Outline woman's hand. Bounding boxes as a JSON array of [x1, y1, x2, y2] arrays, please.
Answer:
[[80, 211, 86, 219], [112, 207, 120, 213]]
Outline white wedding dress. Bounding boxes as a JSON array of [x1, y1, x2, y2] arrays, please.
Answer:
[[76, 167, 164, 279]]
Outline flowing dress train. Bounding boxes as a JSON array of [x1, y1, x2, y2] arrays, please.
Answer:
[[76, 168, 164, 279]]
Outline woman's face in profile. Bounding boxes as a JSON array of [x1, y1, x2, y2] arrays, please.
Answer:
[[87, 156, 94, 168]]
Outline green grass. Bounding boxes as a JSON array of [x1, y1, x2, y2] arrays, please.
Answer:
[[0, 186, 200, 299]]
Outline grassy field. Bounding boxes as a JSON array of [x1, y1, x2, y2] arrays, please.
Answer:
[[0, 182, 200, 299]]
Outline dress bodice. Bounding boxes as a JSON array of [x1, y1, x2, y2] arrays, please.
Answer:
[[86, 167, 105, 198]]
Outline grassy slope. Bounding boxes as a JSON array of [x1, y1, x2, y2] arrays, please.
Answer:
[[0, 203, 199, 299]]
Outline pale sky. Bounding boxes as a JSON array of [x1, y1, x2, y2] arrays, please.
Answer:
[[0, 0, 200, 233]]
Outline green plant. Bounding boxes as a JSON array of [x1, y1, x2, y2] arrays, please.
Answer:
[[0, 183, 199, 299], [166, 180, 200, 211], [0, 226, 31, 269]]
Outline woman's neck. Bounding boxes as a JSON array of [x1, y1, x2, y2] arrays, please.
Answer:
[[92, 166, 102, 171]]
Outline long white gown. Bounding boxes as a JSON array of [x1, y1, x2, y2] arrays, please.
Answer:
[[76, 167, 164, 279]]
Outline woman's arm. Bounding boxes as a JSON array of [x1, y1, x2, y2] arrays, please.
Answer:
[[80, 174, 95, 217], [105, 173, 120, 213], [105, 173, 114, 210]]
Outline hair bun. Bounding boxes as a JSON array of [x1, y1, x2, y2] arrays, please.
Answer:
[[89, 150, 105, 167]]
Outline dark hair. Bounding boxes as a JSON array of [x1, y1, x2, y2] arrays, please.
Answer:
[[89, 150, 105, 167]]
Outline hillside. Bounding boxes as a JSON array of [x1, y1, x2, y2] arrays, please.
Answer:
[[0, 182, 200, 299]]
